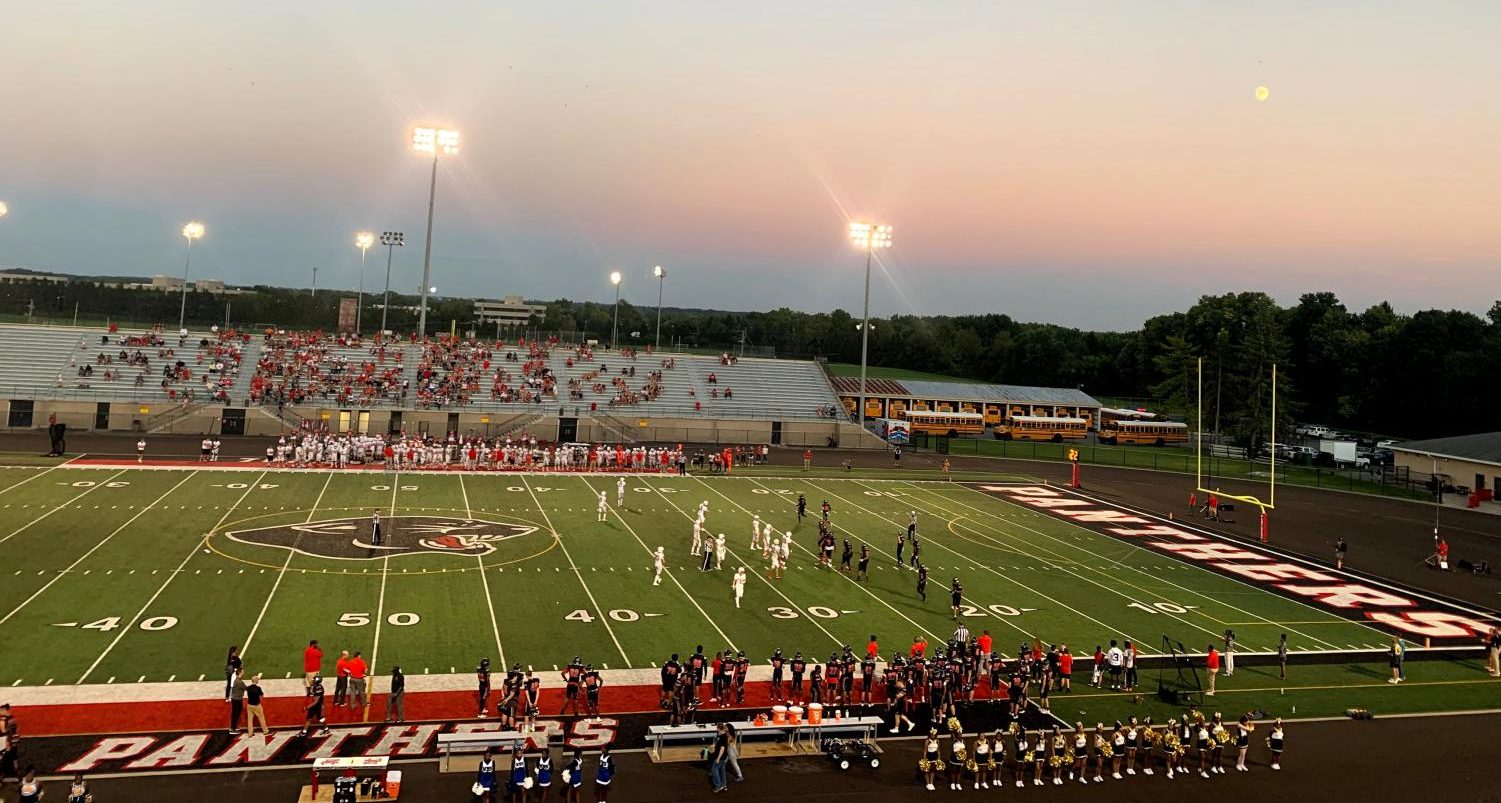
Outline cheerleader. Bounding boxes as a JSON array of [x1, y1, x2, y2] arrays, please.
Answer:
[[564, 750, 584, 803], [1178, 715, 1196, 777], [1048, 726, 1068, 786], [1211, 712, 1230, 774], [1234, 714, 1254, 772], [476, 748, 498, 802], [1031, 729, 1048, 786], [1267, 717, 1285, 770], [1162, 718, 1182, 779], [1070, 722, 1089, 783], [508, 742, 532, 802], [948, 735, 968, 790], [1012, 729, 1032, 787], [1124, 717, 1139, 776], [536, 750, 554, 801], [988, 730, 1005, 788], [594, 742, 616, 802], [1110, 721, 1126, 779], [1090, 723, 1108, 783], [1195, 715, 1213, 778], [1138, 716, 1156, 775], [920, 729, 943, 791], [972, 733, 990, 789]]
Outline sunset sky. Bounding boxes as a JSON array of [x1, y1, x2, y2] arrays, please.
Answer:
[[2, 1, 1497, 330]]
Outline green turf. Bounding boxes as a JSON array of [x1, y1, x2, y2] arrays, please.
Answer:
[[932, 438, 1428, 500], [0, 466, 1455, 699]]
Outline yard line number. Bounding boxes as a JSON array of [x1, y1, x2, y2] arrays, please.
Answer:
[[338, 612, 421, 627], [564, 609, 649, 623], [79, 616, 179, 632]]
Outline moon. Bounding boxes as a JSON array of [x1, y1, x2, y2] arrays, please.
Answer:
[[1255, 86, 1270, 102]]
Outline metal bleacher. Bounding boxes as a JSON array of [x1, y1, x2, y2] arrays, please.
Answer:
[[0, 324, 847, 422]]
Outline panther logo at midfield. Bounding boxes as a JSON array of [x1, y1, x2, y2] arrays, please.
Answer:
[[224, 516, 538, 560]]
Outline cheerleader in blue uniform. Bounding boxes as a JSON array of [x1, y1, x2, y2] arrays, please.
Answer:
[[564, 749, 584, 803], [508, 741, 532, 802], [595, 742, 616, 801], [536, 751, 554, 801], [476, 747, 498, 802]]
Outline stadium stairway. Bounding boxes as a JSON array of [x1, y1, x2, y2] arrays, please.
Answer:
[[224, 337, 263, 405]]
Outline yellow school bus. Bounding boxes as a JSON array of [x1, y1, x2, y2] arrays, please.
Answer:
[[1099, 420, 1189, 446], [903, 410, 986, 437], [994, 415, 1089, 442]]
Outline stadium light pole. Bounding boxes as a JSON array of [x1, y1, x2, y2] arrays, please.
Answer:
[[411, 126, 459, 338], [653, 265, 666, 349], [609, 270, 623, 350], [378, 231, 405, 335], [178, 221, 205, 331], [354, 231, 374, 333], [848, 221, 892, 427]]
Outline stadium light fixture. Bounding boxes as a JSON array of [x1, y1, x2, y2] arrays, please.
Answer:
[[378, 231, 405, 335], [610, 270, 623, 350], [848, 221, 893, 428], [0, 201, 8, 219], [652, 265, 666, 350], [178, 221, 206, 331], [354, 231, 375, 333], [411, 125, 460, 337]]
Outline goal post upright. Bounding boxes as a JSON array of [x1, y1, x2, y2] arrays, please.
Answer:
[[1194, 357, 1276, 542]]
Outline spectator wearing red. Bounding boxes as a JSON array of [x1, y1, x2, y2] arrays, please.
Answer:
[[1206, 644, 1221, 696], [303, 639, 323, 689], [803, 449, 813, 471], [1058, 647, 1074, 692]]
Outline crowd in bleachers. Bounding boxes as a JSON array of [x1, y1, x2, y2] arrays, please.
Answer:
[[249, 330, 407, 407], [64, 328, 246, 402]]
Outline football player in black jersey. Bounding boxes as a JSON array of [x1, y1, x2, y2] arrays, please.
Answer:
[[768, 649, 786, 702]]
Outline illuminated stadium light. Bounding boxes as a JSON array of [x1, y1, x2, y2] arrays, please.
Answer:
[[0, 201, 8, 219], [848, 221, 893, 427], [610, 271, 624, 351], [177, 221, 206, 330], [353, 232, 375, 332], [411, 125, 462, 334], [849, 221, 893, 250], [653, 265, 666, 349]]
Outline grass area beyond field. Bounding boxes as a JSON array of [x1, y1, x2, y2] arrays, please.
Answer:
[[0, 464, 1484, 721]]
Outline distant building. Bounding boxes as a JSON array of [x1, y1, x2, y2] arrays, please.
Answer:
[[474, 295, 546, 327], [120, 275, 241, 295], [0, 271, 70, 285], [1392, 432, 1501, 499]]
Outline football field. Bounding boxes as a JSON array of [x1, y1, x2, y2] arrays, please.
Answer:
[[0, 464, 1407, 688]]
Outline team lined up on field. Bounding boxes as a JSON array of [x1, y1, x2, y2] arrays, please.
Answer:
[[258, 430, 691, 472]]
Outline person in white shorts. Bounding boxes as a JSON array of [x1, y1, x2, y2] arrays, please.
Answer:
[[653, 547, 665, 587], [597, 491, 608, 522], [732, 567, 746, 608]]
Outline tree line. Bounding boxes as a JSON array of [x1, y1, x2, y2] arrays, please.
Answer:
[[4, 277, 1494, 442]]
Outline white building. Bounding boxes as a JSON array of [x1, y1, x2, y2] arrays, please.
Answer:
[[474, 295, 547, 327]]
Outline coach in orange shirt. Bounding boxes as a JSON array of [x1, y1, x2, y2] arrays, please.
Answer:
[[348, 651, 369, 709]]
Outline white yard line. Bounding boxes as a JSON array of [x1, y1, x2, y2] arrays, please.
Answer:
[[0, 472, 199, 629], [77, 472, 268, 683], [366, 476, 400, 692], [576, 476, 738, 652], [916, 482, 1367, 650], [0, 464, 62, 496], [639, 477, 847, 647], [463, 474, 507, 670], [0, 469, 129, 548], [776, 475, 1147, 645], [521, 475, 632, 667], [239, 472, 334, 660]]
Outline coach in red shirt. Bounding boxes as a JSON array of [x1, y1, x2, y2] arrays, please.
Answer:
[[347, 651, 369, 709], [977, 630, 992, 656], [303, 639, 323, 689], [866, 635, 880, 659], [1206, 645, 1221, 696]]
